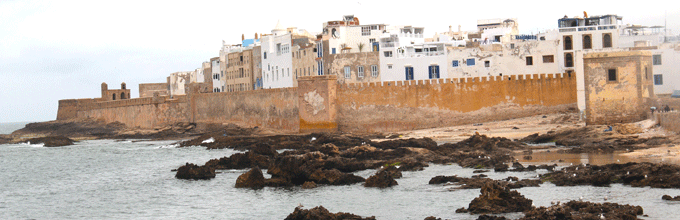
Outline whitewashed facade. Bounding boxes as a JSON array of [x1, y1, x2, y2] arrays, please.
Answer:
[[261, 21, 295, 89], [379, 26, 452, 82]]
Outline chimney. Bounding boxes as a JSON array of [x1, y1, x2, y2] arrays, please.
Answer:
[[449, 25, 452, 32], [241, 34, 245, 41], [255, 33, 258, 40]]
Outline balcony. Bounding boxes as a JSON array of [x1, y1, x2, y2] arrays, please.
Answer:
[[398, 33, 424, 38], [559, 25, 620, 33], [396, 51, 445, 58]]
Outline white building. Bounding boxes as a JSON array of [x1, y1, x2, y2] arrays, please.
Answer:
[[169, 71, 191, 96], [261, 21, 295, 89], [379, 26, 451, 82], [211, 57, 221, 92], [322, 15, 387, 54]]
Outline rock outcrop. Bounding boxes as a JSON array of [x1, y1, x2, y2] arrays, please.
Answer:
[[662, 195, 680, 201], [467, 181, 533, 214], [284, 206, 375, 220], [364, 169, 398, 188], [25, 136, 74, 147], [540, 162, 680, 188], [235, 167, 266, 189], [520, 201, 643, 220], [175, 163, 216, 180]]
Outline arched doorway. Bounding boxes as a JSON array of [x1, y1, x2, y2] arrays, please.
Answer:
[[112, 93, 116, 100], [121, 92, 126, 99]]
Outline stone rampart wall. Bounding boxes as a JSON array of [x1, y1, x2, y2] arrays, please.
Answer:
[[336, 73, 578, 132]]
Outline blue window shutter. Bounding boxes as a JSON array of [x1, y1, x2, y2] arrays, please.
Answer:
[[428, 66, 433, 79]]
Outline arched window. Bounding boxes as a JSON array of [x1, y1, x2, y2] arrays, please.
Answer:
[[603, 33, 612, 48], [583, 35, 592, 49], [565, 53, 574, 68], [564, 36, 573, 50], [121, 92, 126, 99], [112, 93, 116, 100]]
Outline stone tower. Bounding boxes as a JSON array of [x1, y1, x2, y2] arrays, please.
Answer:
[[584, 51, 655, 125]]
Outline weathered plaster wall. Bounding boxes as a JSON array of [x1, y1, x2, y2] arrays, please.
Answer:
[[337, 73, 577, 133], [584, 51, 654, 125], [139, 83, 169, 98], [298, 75, 337, 133], [658, 112, 680, 134], [191, 87, 299, 132], [328, 51, 380, 84]]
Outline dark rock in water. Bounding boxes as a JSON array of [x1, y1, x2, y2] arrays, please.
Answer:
[[265, 178, 294, 187], [468, 181, 533, 214], [378, 165, 403, 179], [429, 175, 539, 190], [175, 163, 215, 180], [473, 170, 490, 173], [424, 216, 442, 220], [455, 207, 468, 213], [248, 143, 277, 157], [371, 137, 437, 149], [541, 162, 680, 188], [662, 195, 680, 201], [522, 155, 532, 160], [25, 136, 74, 147], [301, 181, 317, 189], [477, 215, 507, 220], [204, 151, 271, 170], [520, 200, 643, 220], [284, 206, 375, 220], [493, 163, 509, 172], [235, 167, 265, 189], [309, 169, 365, 185], [364, 169, 398, 188]]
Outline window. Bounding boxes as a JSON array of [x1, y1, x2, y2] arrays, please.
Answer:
[[484, 61, 490, 67], [543, 55, 554, 63], [526, 56, 533, 65], [371, 65, 378, 77], [466, 58, 475, 66], [510, 43, 515, 49], [384, 51, 393, 57], [583, 35, 592, 49], [603, 33, 612, 48], [361, 26, 371, 36], [332, 48, 336, 54], [277, 43, 281, 55], [565, 53, 574, 67], [564, 36, 573, 50], [429, 65, 440, 79], [387, 64, 393, 69], [240, 56, 243, 62], [608, 69, 617, 82], [654, 74, 663, 85], [452, 60, 459, 67], [318, 61, 323, 75], [357, 66, 364, 78], [369, 38, 376, 43], [264, 52, 267, 59], [405, 67, 414, 80], [653, 55, 662, 65], [316, 43, 323, 58], [344, 66, 351, 79]]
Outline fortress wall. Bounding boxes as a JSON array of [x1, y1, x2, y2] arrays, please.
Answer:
[[56, 98, 100, 120], [75, 96, 190, 129], [139, 83, 169, 98], [191, 87, 299, 132], [336, 73, 578, 133]]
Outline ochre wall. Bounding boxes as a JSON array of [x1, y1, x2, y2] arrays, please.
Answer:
[[58, 74, 577, 133], [336, 73, 577, 132], [658, 112, 680, 134], [584, 51, 654, 125], [191, 87, 299, 132]]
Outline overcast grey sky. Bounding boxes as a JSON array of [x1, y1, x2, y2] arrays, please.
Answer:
[[1, 0, 678, 123]]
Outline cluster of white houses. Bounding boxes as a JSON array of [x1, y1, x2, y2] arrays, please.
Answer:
[[163, 14, 680, 105]]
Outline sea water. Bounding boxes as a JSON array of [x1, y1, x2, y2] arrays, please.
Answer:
[[1, 125, 679, 219]]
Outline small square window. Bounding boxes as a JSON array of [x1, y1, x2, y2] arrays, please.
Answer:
[[452, 60, 459, 67], [484, 61, 490, 67], [344, 66, 351, 79], [466, 58, 475, 66], [608, 69, 617, 82], [526, 56, 533, 65], [384, 51, 393, 57], [543, 55, 554, 63], [654, 74, 663, 85], [388, 64, 393, 69], [653, 55, 662, 65]]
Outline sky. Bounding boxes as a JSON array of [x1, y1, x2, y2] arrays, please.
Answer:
[[1, 0, 679, 123]]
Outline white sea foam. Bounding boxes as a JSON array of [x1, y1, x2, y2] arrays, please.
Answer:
[[201, 137, 215, 144]]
